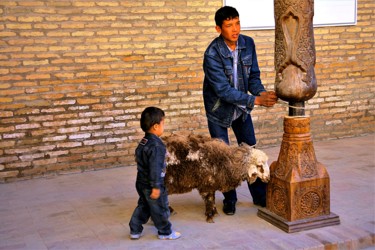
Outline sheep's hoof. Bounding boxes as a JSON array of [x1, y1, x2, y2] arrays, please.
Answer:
[[206, 217, 215, 223], [213, 207, 218, 215], [169, 206, 177, 215]]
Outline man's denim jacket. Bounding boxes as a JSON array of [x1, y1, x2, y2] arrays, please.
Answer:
[[203, 34, 266, 127], [135, 133, 167, 189]]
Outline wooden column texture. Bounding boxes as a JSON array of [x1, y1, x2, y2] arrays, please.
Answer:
[[258, 0, 340, 232]]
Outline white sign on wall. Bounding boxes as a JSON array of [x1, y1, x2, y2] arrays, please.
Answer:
[[223, 0, 357, 30]]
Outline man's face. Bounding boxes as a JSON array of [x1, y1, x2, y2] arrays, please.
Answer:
[[216, 17, 240, 46]]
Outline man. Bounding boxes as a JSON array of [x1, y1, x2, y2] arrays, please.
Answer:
[[202, 6, 278, 215]]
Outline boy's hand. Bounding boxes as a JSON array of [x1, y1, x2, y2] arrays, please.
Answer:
[[150, 188, 160, 199], [255, 91, 278, 107]]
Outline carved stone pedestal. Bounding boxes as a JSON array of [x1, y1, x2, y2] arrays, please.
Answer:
[[257, 116, 340, 233]]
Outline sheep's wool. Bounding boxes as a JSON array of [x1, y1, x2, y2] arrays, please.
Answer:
[[162, 133, 270, 223]]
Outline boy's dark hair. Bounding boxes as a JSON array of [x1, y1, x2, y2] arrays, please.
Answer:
[[140, 107, 165, 132], [215, 6, 239, 27]]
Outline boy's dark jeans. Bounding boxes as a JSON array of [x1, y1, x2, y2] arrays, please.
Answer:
[[129, 182, 172, 236]]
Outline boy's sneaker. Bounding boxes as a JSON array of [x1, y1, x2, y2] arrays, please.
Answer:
[[130, 233, 142, 240], [158, 231, 182, 240]]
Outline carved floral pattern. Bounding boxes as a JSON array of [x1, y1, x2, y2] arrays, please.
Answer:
[[300, 191, 321, 215], [301, 143, 318, 178], [274, 0, 317, 102], [293, 185, 329, 219], [271, 185, 288, 217]]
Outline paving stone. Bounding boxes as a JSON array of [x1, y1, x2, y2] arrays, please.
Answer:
[[0, 135, 374, 250]]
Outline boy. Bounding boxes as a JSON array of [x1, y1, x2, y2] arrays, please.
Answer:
[[129, 107, 181, 240]]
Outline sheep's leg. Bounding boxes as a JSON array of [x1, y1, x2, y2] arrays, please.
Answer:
[[169, 206, 177, 215], [199, 191, 218, 223]]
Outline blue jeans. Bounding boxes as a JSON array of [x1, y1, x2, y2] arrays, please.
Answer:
[[129, 182, 172, 236], [207, 114, 267, 205]]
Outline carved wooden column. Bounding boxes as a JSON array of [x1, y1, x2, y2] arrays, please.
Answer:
[[257, 0, 340, 232]]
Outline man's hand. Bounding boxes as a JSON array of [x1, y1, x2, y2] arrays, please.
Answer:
[[150, 188, 160, 199], [254, 91, 278, 107]]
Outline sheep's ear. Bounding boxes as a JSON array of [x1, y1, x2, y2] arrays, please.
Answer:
[[247, 166, 258, 184]]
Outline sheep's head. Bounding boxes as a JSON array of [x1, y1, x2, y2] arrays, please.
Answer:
[[243, 146, 270, 184]]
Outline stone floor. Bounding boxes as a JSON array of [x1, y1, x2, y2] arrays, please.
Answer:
[[0, 134, 374, 250]]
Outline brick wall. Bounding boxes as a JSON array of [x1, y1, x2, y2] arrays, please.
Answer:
[[0, 0, 374, 182]]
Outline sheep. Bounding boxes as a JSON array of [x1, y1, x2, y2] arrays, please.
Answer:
[[162, 133, 270, 223]]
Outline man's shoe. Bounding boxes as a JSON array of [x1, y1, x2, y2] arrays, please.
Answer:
[[130, 232, 142, 240], [223, 202, 236, 215], [253, 197, 266, 207], [158, 231, 182, 240]]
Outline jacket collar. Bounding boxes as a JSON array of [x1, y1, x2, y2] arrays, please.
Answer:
[[217, 34, 246, 58]]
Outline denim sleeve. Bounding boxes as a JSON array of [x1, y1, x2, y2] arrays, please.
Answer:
[[203, 54, 252, 108], [247, 43, 266, 96], [147, 145, 166, 189]]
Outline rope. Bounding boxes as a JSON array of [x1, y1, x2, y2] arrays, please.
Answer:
[[277, 100, 310, 110]]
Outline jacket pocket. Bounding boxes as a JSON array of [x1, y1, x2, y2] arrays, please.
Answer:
[[224, 66, 233, 86], [241, 57, 253, 77]]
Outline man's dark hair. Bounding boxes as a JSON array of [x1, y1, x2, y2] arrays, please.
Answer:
[[215, 6, 239, 27], [140, 107, 165, 132]]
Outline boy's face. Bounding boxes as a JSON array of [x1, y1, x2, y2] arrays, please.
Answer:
[[216, 17, 240, 47], [153, 118, 165, 137]]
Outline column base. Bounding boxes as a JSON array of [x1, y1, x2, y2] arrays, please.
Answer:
[[258, 208, 340, 233]]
